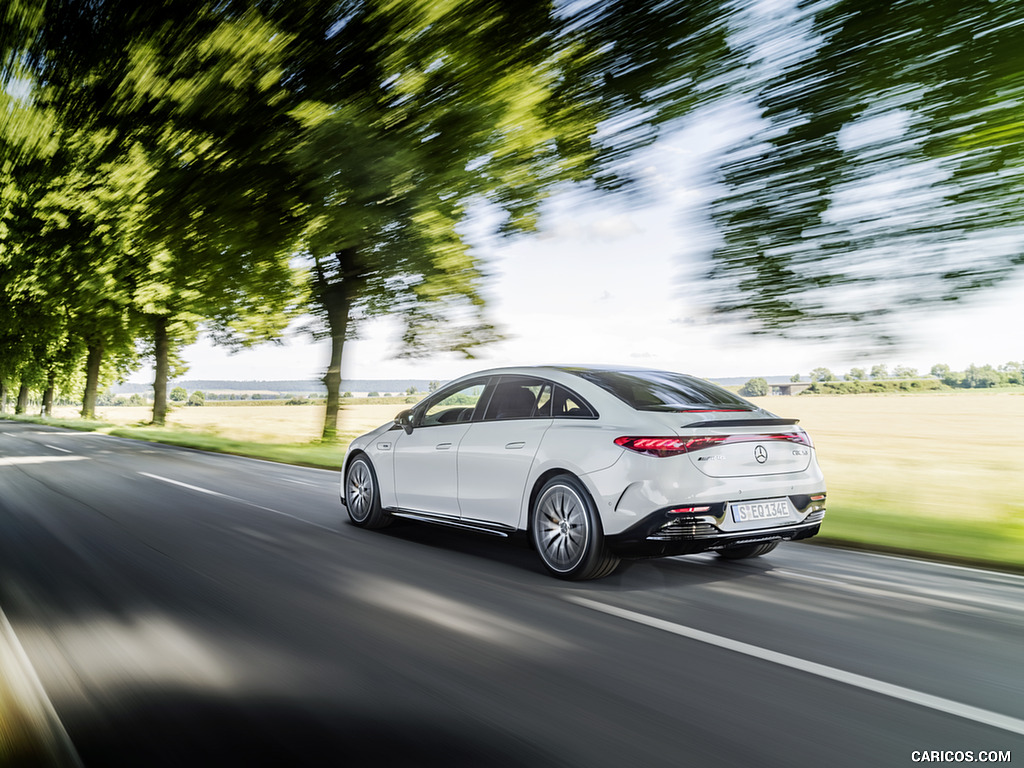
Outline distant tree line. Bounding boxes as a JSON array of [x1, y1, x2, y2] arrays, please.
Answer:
[[790, 362, 1023, 387], [743, 361, 1022, 396]]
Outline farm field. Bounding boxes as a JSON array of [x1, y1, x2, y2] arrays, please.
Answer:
[[50, 402, 408, 444], [40, 391, 1024, 570]]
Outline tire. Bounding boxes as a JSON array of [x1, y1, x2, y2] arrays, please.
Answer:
[[530, 475, 619, 580], [717, 540, 780, 560], [344, 455, 393, 529]]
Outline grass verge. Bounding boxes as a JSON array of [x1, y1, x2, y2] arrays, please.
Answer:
[[811, 502, 1024, 574], [4, 413, 1022, 574]]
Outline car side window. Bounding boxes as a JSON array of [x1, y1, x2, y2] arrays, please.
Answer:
[[418, 381, 488, 427], [482, 377, 549, 421], [552, 385, 597, 418]]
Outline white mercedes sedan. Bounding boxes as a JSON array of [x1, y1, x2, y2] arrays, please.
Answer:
[[341, 366, 826, 580]]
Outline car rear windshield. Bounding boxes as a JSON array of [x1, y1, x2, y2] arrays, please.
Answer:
[[570, 370, 757, 412]]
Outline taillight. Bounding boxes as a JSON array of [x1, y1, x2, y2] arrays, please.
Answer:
[[614, 430, 811, 457], [613, 436, 716, 457]]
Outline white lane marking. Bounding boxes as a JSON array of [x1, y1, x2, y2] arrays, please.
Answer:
[[566, 596, 1024, 737], [774, 568, 1024, 615], [0, 607, 84, 766], [771, 569, 985, 613], [44, 444, 73, 454], [3, 431, 107, 437], [846, 548, 1024, 583], [136, 472, 336, 532], [0, 455, 88, 466], [278, 477, 322, 488]]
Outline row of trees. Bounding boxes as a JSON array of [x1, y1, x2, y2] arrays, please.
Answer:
[[795, 362, 1023, 386], [4, 2, 1023, 436], [736, 362, 1023, 396], [1, 1, 732, 439]]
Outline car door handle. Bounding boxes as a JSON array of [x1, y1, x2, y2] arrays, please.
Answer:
[[435, 442, 453, 450], [505, 441, 526, 450]]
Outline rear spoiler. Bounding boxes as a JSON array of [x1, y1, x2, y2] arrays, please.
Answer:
[[681, 418, 800, 428]]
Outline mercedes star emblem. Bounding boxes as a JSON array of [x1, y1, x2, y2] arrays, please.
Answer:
[[754, 445, 769, 464]]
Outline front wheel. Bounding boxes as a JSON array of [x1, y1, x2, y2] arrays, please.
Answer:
[[344, 455, 392, 529], [717, 540, 780, 560], [530, 475, 619, 580]]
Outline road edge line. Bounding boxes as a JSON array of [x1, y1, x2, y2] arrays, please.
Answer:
[[0, 607, 83, 767]]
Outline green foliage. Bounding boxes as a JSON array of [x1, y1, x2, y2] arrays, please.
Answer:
[[845, 368, 867, 381], [705, 0, 1024, 351], [892, 365, 918, 379], [999, 362, 1023, 385], [405, 386, 418, 396], [930, 363, 951, 379], [740, 377, 768, 397], [809, 367, 834, 383], [960, 364, 1001, 389], [367, 391, 380, 398], [169, 386, 187, 402], [790, 373, 801, 382], [870, 365, 888, 380], [803, 379, 949, 395], [187, 391, 205, 406]]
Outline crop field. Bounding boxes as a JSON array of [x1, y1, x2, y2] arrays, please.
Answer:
[[46, 390, 1024, 569], [51, 402, 408, 444]]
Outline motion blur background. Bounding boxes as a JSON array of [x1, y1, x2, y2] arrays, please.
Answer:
[[3, 3, 1024, 766], [2, 0, 1022, 437]]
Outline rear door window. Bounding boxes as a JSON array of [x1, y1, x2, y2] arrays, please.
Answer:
[[482, 377, 548, 421]]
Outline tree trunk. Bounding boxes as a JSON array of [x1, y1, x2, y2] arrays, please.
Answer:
[[316, 253, 360, 442], [82, 342, 104, 419], [16, 384, 29, 414], [0, 380, 6, 413], [42, 371, 55, 417], [152, 315, 170, 426], [320, 285, 353, 442]]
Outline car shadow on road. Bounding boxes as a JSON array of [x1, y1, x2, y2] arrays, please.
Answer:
[[366, 518, 782, 591]]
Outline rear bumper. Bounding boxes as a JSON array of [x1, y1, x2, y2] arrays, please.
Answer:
[[604, 494, 825, 558]]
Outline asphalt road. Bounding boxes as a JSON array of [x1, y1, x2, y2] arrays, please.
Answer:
[[1, 419, 1021, 767]]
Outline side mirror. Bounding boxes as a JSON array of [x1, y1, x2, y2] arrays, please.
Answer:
[[395, 409, 414, 435]]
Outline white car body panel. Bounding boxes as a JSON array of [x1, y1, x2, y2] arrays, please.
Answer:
[[393, 422, 471, 517], [457, 418, 552, 528]]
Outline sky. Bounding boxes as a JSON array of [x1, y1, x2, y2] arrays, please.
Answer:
[[134, 108, 1023, 386]]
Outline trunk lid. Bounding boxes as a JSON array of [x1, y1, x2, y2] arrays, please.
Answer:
[[625, 411, 813, 478], [675, 414, 812, 477]]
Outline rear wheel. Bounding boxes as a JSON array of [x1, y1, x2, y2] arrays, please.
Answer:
[[530, 475, 619, 580], [717, 540, 780, 560], [344, 455, 392, 529]]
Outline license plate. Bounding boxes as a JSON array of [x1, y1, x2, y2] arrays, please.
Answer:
[[731, 498, 790, 524]]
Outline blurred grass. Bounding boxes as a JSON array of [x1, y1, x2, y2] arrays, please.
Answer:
[[6, 391, 1024, 573], [814, 503, 1024, 574]]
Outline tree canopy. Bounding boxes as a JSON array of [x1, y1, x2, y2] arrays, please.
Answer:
[[3, 0, 1023, 428], [705, 0, 1024, 350]]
